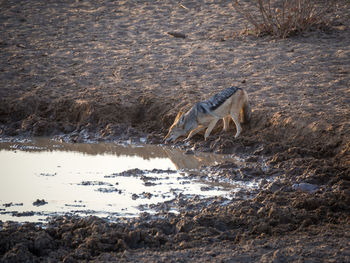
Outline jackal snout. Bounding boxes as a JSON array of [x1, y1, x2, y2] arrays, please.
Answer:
[[163, 111, 186, 142]]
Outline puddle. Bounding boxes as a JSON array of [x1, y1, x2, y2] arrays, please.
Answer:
[[0, 138, 262, 223]]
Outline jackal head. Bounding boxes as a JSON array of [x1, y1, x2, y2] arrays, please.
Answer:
[[164, 111, 187, 142]]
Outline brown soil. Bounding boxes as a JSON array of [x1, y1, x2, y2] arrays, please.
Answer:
[[1, 0, 349, 262]]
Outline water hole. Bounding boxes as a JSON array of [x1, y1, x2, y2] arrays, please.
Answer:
[[0, 138, 265, 223]]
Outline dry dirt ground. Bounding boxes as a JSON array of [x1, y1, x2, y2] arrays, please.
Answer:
[[0, 0, 350, 262]]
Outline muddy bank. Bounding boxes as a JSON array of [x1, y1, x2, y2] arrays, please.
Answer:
[[1, 188, 349, 262], [1, 0, 350, 262]]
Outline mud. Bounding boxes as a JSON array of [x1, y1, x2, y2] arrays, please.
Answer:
[[1, 0, 350, 262]]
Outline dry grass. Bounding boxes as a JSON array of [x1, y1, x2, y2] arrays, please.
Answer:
[[233, 0, 335, 38]]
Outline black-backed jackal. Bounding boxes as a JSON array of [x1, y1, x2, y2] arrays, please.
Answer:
[[164, 86, 251, 142]]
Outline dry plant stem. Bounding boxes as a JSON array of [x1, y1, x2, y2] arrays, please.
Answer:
[[233, 1, 260, 30], [233, 0, 334, 38], [282, 1, 285, 26], [258, 0, 270, 29]]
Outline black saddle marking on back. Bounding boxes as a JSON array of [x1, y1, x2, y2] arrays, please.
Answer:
[[198, 103, 208, 113], [204, 86, 241, 111]]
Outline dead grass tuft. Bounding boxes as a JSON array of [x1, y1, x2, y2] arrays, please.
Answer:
[[233, 0, 335, 38]]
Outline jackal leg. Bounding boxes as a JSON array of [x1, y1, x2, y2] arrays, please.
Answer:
[[223, 116, 231, 131], [204, 119, 219, 140], [186, 125, 205, 140], [230, 113, 241, 138]]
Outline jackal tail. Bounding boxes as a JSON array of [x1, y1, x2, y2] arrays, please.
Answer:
[[241, 90, 251, 123]]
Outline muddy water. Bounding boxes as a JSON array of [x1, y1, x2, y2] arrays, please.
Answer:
[[0, 138, 260, 223]]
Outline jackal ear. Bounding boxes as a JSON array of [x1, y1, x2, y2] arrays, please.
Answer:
[[175, 111, 184, 122]]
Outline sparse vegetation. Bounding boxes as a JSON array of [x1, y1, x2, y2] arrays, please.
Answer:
[[233, 0, 335, 38]]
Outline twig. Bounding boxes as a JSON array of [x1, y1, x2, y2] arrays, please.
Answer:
[[179, 3, 189, 11]]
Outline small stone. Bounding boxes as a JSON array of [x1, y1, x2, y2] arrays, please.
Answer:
[[292, 183, 319, 193], [33, 199, 48, 206]]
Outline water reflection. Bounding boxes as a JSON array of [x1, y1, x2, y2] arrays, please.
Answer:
[[0, 138, 236, 223], [0, 138, 229, 170]]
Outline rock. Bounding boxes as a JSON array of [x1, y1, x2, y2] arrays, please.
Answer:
[[292, 183, 319, 193], [266, 181, 282, 193], [33, 199, 48, 206], [167, 32, 186, 38]]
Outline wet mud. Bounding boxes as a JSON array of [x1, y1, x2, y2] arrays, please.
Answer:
[[1, 0, 350, 262]]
